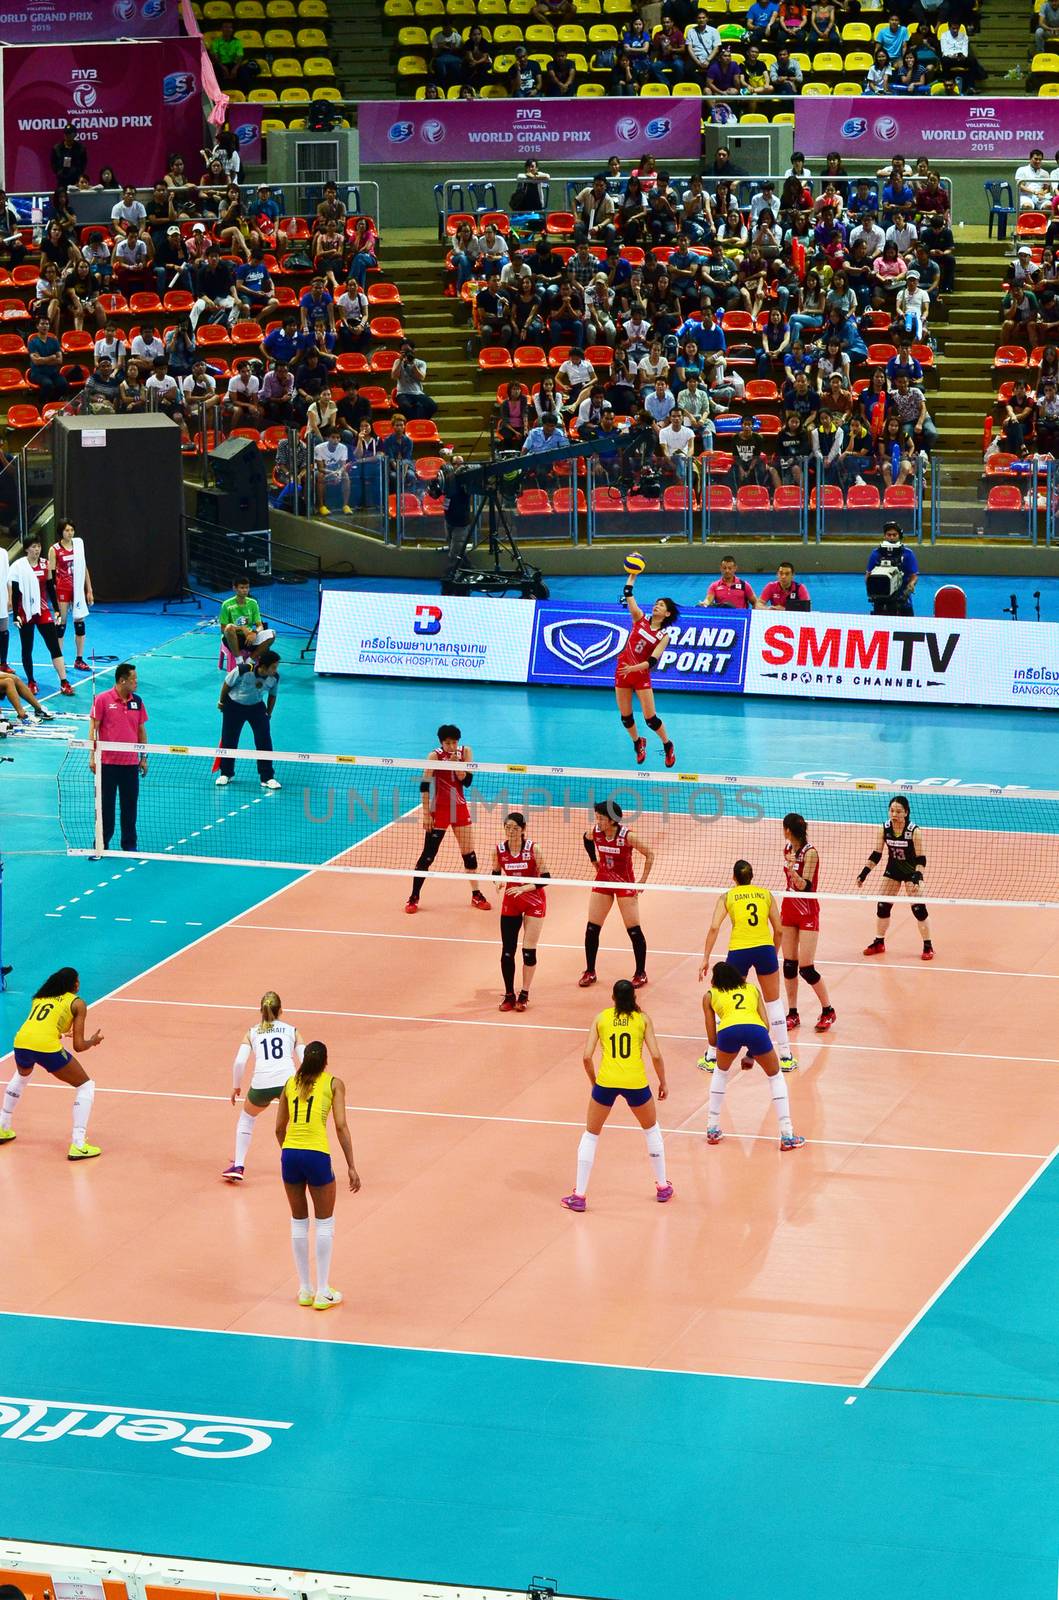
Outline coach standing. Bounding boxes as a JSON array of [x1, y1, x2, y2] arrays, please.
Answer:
[[89, 662, 148, 852], [215, 650, 282, 790]]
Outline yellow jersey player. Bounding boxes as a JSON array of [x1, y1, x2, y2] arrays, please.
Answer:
[[4, 965, 104, 1159], [701, 962, 805, 1151], [275, 1040, 360, 1310], [698, 859, 795, 1070], [561, 979, 672, 1213]]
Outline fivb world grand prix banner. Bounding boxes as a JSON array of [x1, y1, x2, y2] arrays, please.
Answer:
[[1, 38, 201, 189], [794, 95, 1059, 160], [0, 0, 178, 43], [358, 97, 703, 165]]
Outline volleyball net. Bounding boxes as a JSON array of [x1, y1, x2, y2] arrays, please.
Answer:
[[55, 744, 1059, 909]]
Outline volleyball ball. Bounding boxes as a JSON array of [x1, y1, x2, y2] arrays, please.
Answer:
[[623, 551, 647, 576]]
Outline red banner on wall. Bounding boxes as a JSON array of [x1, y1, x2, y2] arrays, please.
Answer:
[[1, 38, 202, 190]]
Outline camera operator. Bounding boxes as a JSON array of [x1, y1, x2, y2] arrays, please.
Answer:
[[435, 450, 472, 564], [391, 340, 437, 422], [865, 520, 919, 616]]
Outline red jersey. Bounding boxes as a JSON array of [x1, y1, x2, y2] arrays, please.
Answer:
[[592, 822, 635, 890], [52, 542, 75, 601], [16, 557, 52, 625], [497, 836, 546, 918], [427, 744, 471, 830], [782, 839, 820, 932], [615, 614, 665, 684]]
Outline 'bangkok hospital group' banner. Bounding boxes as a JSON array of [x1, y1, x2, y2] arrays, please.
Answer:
[[0, 0, 178, 43], [0, 38, 201, 190], [358, 98, 703, 165], [795, 95, 1059, 160]]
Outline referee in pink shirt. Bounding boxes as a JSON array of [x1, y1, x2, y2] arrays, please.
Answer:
[[89, 662, 147, 852], [698, 556, 761, 610]]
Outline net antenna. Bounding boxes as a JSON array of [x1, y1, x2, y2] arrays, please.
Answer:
[[58, 745, 1059, 910]]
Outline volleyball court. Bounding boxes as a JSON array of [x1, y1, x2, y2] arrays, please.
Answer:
[[5, 747, 1059, 1390]]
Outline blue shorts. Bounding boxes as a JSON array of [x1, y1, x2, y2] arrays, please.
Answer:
[[726, 943, 779, 979], [716, 1023, 774, 1060], [14, 1047, 71, 1074], [591, 1083, 653, 1108], [280, 1148, 335, 1187]]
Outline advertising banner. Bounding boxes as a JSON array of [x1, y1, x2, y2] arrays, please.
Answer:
[[794, 95, 1059, 160], [314, 590, 536, 682], [358, 97, 703, 165], [743, 609, 1059, 709], [0, 0, 178, 43], [227, 102, 263, 168], [528, 602, 751, 694], [1, 38, 201, 190]]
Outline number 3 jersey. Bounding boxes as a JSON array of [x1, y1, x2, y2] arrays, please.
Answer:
[[248, 1020, 300, 1090], [724, 885, 774, 949]]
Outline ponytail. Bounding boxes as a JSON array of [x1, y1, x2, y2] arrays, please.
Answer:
[[34, 966, 79, 999], [294, 1039, 328, 1094], [611, 978, 640, 1021], [259, 990, 281, 1031]]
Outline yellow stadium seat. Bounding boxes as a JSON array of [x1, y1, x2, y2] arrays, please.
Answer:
[[844, 50, 872, 69], [812, 51, 842, 70], [757, 49, 775, 64], [558, 22, 587, 39], [728, 0, 749, 12], [602, 0, 632, 12], [577, 81, 605, 92], [528, 51, 550, 65], [800, 81, 830, 93], [929, 80, 949, 92], [525, 21, 554, 38], [233, 0, 264, 15], [414, 0, 444, 12], [396, 51, 427, 72], [296, 23, 325, 41], [493, 22, 523, 41], [267, 0, 296, 10], [588, 21, 617, 39], [1040, 80, 1059, 93], [261, 117, 285, 131], [249, 85, 279, 99], [280, 83, 310, 99], [772, 111, 794, 122], [739, 111, 768, 122], [383, 0, 413, 12], [303, 54, 335, 72], [673, 79, 701, 93], [574, 0, 602, 11], [640, 81, 670, 93], [1031, 51, 1059, 71], [287, 116, 307, 127], [235, 26, 262, 43], [398, 23, 428, 43], [312, 83, 341, 97], [832, 81, 861, 94], [841, 19, 871, 37], [477, 0, 507, 11], [461, 21, 491, 36], [203, 0, 233, 14], [567, 50, 588, 67], [790, 50, 810, 69], [510, 0, 536, 13], [493, 50, 515, 70], [480, 82, 509, 95], [271, 54, 303, 73], [225, 88, 247, 99], [448, 0, 475, 11], [264, 25, 294, 43]]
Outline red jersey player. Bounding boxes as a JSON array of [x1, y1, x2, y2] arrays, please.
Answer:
[[491, 810, 550, 1012], [616, 571, 678, 768], [579, 799, 655, 989], [406, 723, 490, 914], [47, 520, 93, 673], [781, 811, 835, 1034]]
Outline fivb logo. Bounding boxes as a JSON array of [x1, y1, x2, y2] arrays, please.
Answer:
[[414, 604, 443, 636], [70, 68, 98, 110]]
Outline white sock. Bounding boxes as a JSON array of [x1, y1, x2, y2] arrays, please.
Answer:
[[766, 998, 792, 1053], [71, 1079, 95, 1146], [575, 1131, 598, 1196], [769, 1073, 794, 1138], [643, 1124, 667, 1185], [708, 1066, 731, 1123], [290, 1218, 311, 1294], [1, 1072, 25, 1129], [234, 1110, 256, 1167], [314, 1216, 335, 1293]]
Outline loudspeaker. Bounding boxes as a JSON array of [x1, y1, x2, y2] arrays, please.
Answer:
[[206, 435, 269, 532]]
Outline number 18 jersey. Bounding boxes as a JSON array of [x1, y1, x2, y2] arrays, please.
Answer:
[[594, 1006, 648, 1090], [248, 1020, 299, 1090]]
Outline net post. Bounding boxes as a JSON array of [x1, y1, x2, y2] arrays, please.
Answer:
[[92, 747, 104, 857]]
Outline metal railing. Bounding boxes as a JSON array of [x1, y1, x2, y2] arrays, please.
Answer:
[[4, 178, 382, 236]]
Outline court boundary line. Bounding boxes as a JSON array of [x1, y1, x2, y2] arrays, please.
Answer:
[[22, 1080, 1045, 1162], [859, 1137, 1059, 1388], [105, 996, 1059, 1069]]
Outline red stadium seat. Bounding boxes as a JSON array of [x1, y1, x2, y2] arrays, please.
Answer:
[[479, 346, 512, 370], [513, 345, 548, 369], [547, 345, 572, 369], [97, 292, 129, 313], [736, 485, 771, 512], [7, 403, 43, 429], [984, 452, 1018, 476], [846, 483, 881, 509], [369, 348, 400, 372], [910, 342, 934, 367], [1016, 210, 1048, 237], [553, 487, 587, 513], [701, 451, 733, 475], [865, 343, 897, 367], [11, 264, 38, 286], [743, 379, 778, 403], [370, 315, 405, 341], [445, 212, 476, 237], [545, 211, 575, 235], [405, 419, 440, 443], [985, 486, 1022, 511], [162, 290, 194, 312], [195, 324, 229, 345], [627, 491, 662, 512], [335, 352, 369, 373], [367, 282, 402, 305], [415, 454, 445, 482], [809, 485, 843, 509], [993, 345, 1028, 367], [260, 425, 287, 450], [591, 485, 624, 511], [721, 310, 755, 334], [882, 485, 917, 508], [356, 385, 389, 409], [754, 413, 782, 435], [933, 583, 968, 615], [772, 485, 804, 511], [479, 211, 511, 235], [703, 486, 735, 512], [279, 215, 311, 241], [0, 300, 30, 322], [583, 344, 613, 369], [662, 486, 694, 511], [130, 291, 162, 313], [61, 331, 94, 354], [231, 320, 264, 344], [388, 492, 422, 517]]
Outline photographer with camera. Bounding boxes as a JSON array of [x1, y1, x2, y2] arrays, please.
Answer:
[[391, 340, 437, 422], [435, 449, 472, 563], [865, 520, 919, 617]]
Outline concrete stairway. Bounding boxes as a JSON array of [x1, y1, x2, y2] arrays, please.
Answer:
[[974, 0, 1032, 91], [330, 0, 396, 100]]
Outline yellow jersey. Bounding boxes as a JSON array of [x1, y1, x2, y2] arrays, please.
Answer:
[[710, 982, 765, 1030], [725, 885, 773, 950], [282, 1071, 334, 1153], [594, 1006, 648, 1089], [14, 991, 77, 1053]]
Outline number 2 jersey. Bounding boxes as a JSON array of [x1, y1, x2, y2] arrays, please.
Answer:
[[246, 1019, 300, 1091]]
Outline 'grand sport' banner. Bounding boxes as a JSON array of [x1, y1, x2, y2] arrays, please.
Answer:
[[528, 601, 751, 694], [794, 96, 1059, 160], [358, 98, 703, 165], [0, 0, 178, 43], [1, 38, 200, 189]]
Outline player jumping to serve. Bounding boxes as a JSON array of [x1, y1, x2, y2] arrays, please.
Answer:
[[580, 800, 654, 989], [857, 794, 934, 961], [491, 810, 549, 1013], [406, 723, 490, 914], [616, 554, 678, 768], [781, 812, 836, 1034], [698, 860, 796, 1070], [701, 962, 805, 1151]]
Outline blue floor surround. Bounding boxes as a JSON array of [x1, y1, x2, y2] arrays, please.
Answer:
[[1, 584, 1057, 1599]]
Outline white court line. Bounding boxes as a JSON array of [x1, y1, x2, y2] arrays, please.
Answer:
[[860, 1137, 1059, 1389], [234, 923, 1059, 983], [23, 1079, 1044, 1162], [107, 996, 1059, 1069]]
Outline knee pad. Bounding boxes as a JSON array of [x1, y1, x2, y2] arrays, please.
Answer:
[[782, 958, 799, 980], [415, 829, 445, 870], [645, 715, 662, 731], [462, 851, 478, 872], [522, 949, 537, 967], [876, 902, 892, 920], [798, 965, 821, 986], [912, 903, 929, 922], [620, 713, 636, 728], [74, 620, 86, 637]]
